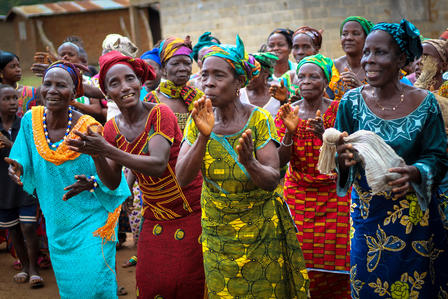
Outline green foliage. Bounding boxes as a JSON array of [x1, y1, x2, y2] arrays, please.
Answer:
[[0, 0, 61, 16]]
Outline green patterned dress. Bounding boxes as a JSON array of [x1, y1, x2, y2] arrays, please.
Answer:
[[184, 107, 309, 298]]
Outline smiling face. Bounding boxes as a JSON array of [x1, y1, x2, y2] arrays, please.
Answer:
[[267, 33, 291, 62], [105, 63, 141, 110], [341, 21, 366, 56], [1, 57, 22, 84], [296, 63, 326, 100], [41, 68, 75, 112], [163, 55, 193, 86], [292, 34, 318, 63], [201, 56, 243, 108], [361, 30, 404, 87], [0, 86, 19, 116]]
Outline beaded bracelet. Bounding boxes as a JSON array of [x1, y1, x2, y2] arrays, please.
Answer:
[[89, 176, 98, 193]]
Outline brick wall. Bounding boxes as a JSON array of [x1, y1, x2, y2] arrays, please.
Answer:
[[158, 0, 448, 61]]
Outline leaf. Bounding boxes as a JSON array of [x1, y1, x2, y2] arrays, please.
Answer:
[[408, 276, 415, 284], [406, 222, 413, 234], [401, 272, 408, 282], [384, 217, 391, 226], [410, 290, 419, 299]]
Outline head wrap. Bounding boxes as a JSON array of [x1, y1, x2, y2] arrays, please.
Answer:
[[293, 26, 323, 50], [192, 32, 221, 62], [250, 52, 279, 75], [372, 19, 423, 65], [159, 36, 193, 65], [44, 61, 86, 98], [102, 34, 138, 58], [202, 35, 261, 87], [58, 42, 80, 53], [340, 16, 373, 36], [140, 48, 161, 67], [98, 51, 156, 94], [0, 51, 19, 71], [422, 39, 448, 65], [297, 54, 333, 82], [268, 28, 294, 48]]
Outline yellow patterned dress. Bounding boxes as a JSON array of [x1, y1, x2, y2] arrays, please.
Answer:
[[184, 107, 309, 298]]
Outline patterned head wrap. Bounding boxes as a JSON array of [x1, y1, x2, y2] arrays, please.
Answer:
[[192, 32, 221, 62], [422, 39, 448, 65], [340, 16, 373, 36], [44, 61, 86, 98], [293, 26, 323, 50], [98, 51, 156, 94], [140, 48, 161, 67], [102, 34, 138, 58], [250, 52, 279, 75], [202, 35, 261, 87], [159, 36, 193, 65], [372, 19, 423, 65], [268, 28, 294, 48], [297, 54, 333, 82]]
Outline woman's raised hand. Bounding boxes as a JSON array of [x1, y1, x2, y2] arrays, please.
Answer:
[[336, 132, 358, 169], [66, 124, 106, 157], [269, 80, 289, 103], [341, 67, 362, 88], [192, 96, 214, 137], [5, 157, 23, 186], [278, 103, 300, 133], [306, 110, 324, 139], [236, 129, 255, 166]]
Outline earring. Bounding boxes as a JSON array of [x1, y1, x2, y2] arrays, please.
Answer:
[[236, 89, 240, 97]]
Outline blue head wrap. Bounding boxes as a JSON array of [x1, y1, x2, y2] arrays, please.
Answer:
[[140, 48, 161, 67]]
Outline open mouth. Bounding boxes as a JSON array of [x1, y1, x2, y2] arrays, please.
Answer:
[[121, 93, 135, 100]]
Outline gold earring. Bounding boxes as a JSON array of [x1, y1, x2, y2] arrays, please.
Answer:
[[236, 89, 240, 97]]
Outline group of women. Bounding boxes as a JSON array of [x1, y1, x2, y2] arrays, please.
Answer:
[[0, 14, 447, 299]]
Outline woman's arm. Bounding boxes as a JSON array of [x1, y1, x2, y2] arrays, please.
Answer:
[[71, 98, 105, 123]]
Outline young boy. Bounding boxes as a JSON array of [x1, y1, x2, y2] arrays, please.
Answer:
[[0, 84, 43, 288]]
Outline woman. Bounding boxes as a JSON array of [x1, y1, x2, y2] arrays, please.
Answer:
[[0, 51, 40, 117], [6, 61, 130, 298], [275, 54, 351, 298], [239, 52, 280, 118], [176, 35, 309, 298], [336, 20, 448, 298], [331, 16, 373, 100], [140, 48, 162, 100], [266, 28, 296, 82], [66, 51, 205, 298], [144, 36, 204, 131]]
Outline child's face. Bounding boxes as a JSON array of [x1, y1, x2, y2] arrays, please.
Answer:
[[0, 87, 19, 116]]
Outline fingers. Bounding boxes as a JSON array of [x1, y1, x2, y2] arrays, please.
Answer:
[[205, 98, 213, 112], [280, 80, 284, 88], [73, 130, 86, 139], [62, 189, 76, 201], [315, 110, 321, 118]]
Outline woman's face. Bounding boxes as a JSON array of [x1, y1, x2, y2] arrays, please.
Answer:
[[105, 64, 141, 110], [201, 56, 242, 108], [163, 55, 192, 86], [1, 57, 22, 83], [58, 44, 80, 64], [143, 59, 162, 91], [341, 21, 366, 56], [292, 34, 318, 63], [418, 43, 445, 75], [41, 68, 75, 111], [246, 68, 269, 90], [0, 87, 19, 116], [267, 33, 291, 62], [296, 63, 326, 100], [361, 30, 403, 87]]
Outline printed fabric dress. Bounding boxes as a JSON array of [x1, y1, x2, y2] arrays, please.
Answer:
[[335, 87, 448, 298], [103, 103, 204, 298], [9, 107, 130, 299], [184, 106, 309, 299], [17, 85, 38, 117], [275, 100, 351, 299]]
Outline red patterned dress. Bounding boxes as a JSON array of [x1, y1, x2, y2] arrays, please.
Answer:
[[275, 100, 351, 299], [103, 103, 204, 298]]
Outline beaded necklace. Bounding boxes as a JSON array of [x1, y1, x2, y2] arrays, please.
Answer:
[[43, 106, 72, 148]]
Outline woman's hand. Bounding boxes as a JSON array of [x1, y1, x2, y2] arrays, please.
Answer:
[[62, 175, 95, 201], [192, 97, 214, 137], [341, 67, 362, 89], [269, 80, 289, 103], [336, 132, 358, 169], [388, 166, 421, 198], [66, 124, 106, 157], [306, 110, 324, 139], [278, 103, 300, 133], [236, 129, 255, 166], [0, 133, 13, 149], [5, 157, 23, 186]]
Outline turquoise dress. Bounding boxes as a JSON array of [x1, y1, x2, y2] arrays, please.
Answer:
[[9, 111, 130, 299], [335, 87, 448, 298]]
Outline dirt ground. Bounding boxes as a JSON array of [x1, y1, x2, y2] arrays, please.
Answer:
[[0, 234, 138, 299]]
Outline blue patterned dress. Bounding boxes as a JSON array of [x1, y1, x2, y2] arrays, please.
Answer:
[[335, 87, 448, 298]]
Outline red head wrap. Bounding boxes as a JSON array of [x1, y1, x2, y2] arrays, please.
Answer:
[[293, 26, 323, 50], [98, 50, 156, 94]]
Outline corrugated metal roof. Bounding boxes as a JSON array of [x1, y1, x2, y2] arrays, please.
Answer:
[[9, 0, 130, 19]]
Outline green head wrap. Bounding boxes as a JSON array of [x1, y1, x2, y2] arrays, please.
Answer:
[[250, 52, 279, 75], [340, 16, 373, 36], [296, 54, 333, 82], [192, 32, 220, 62]]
